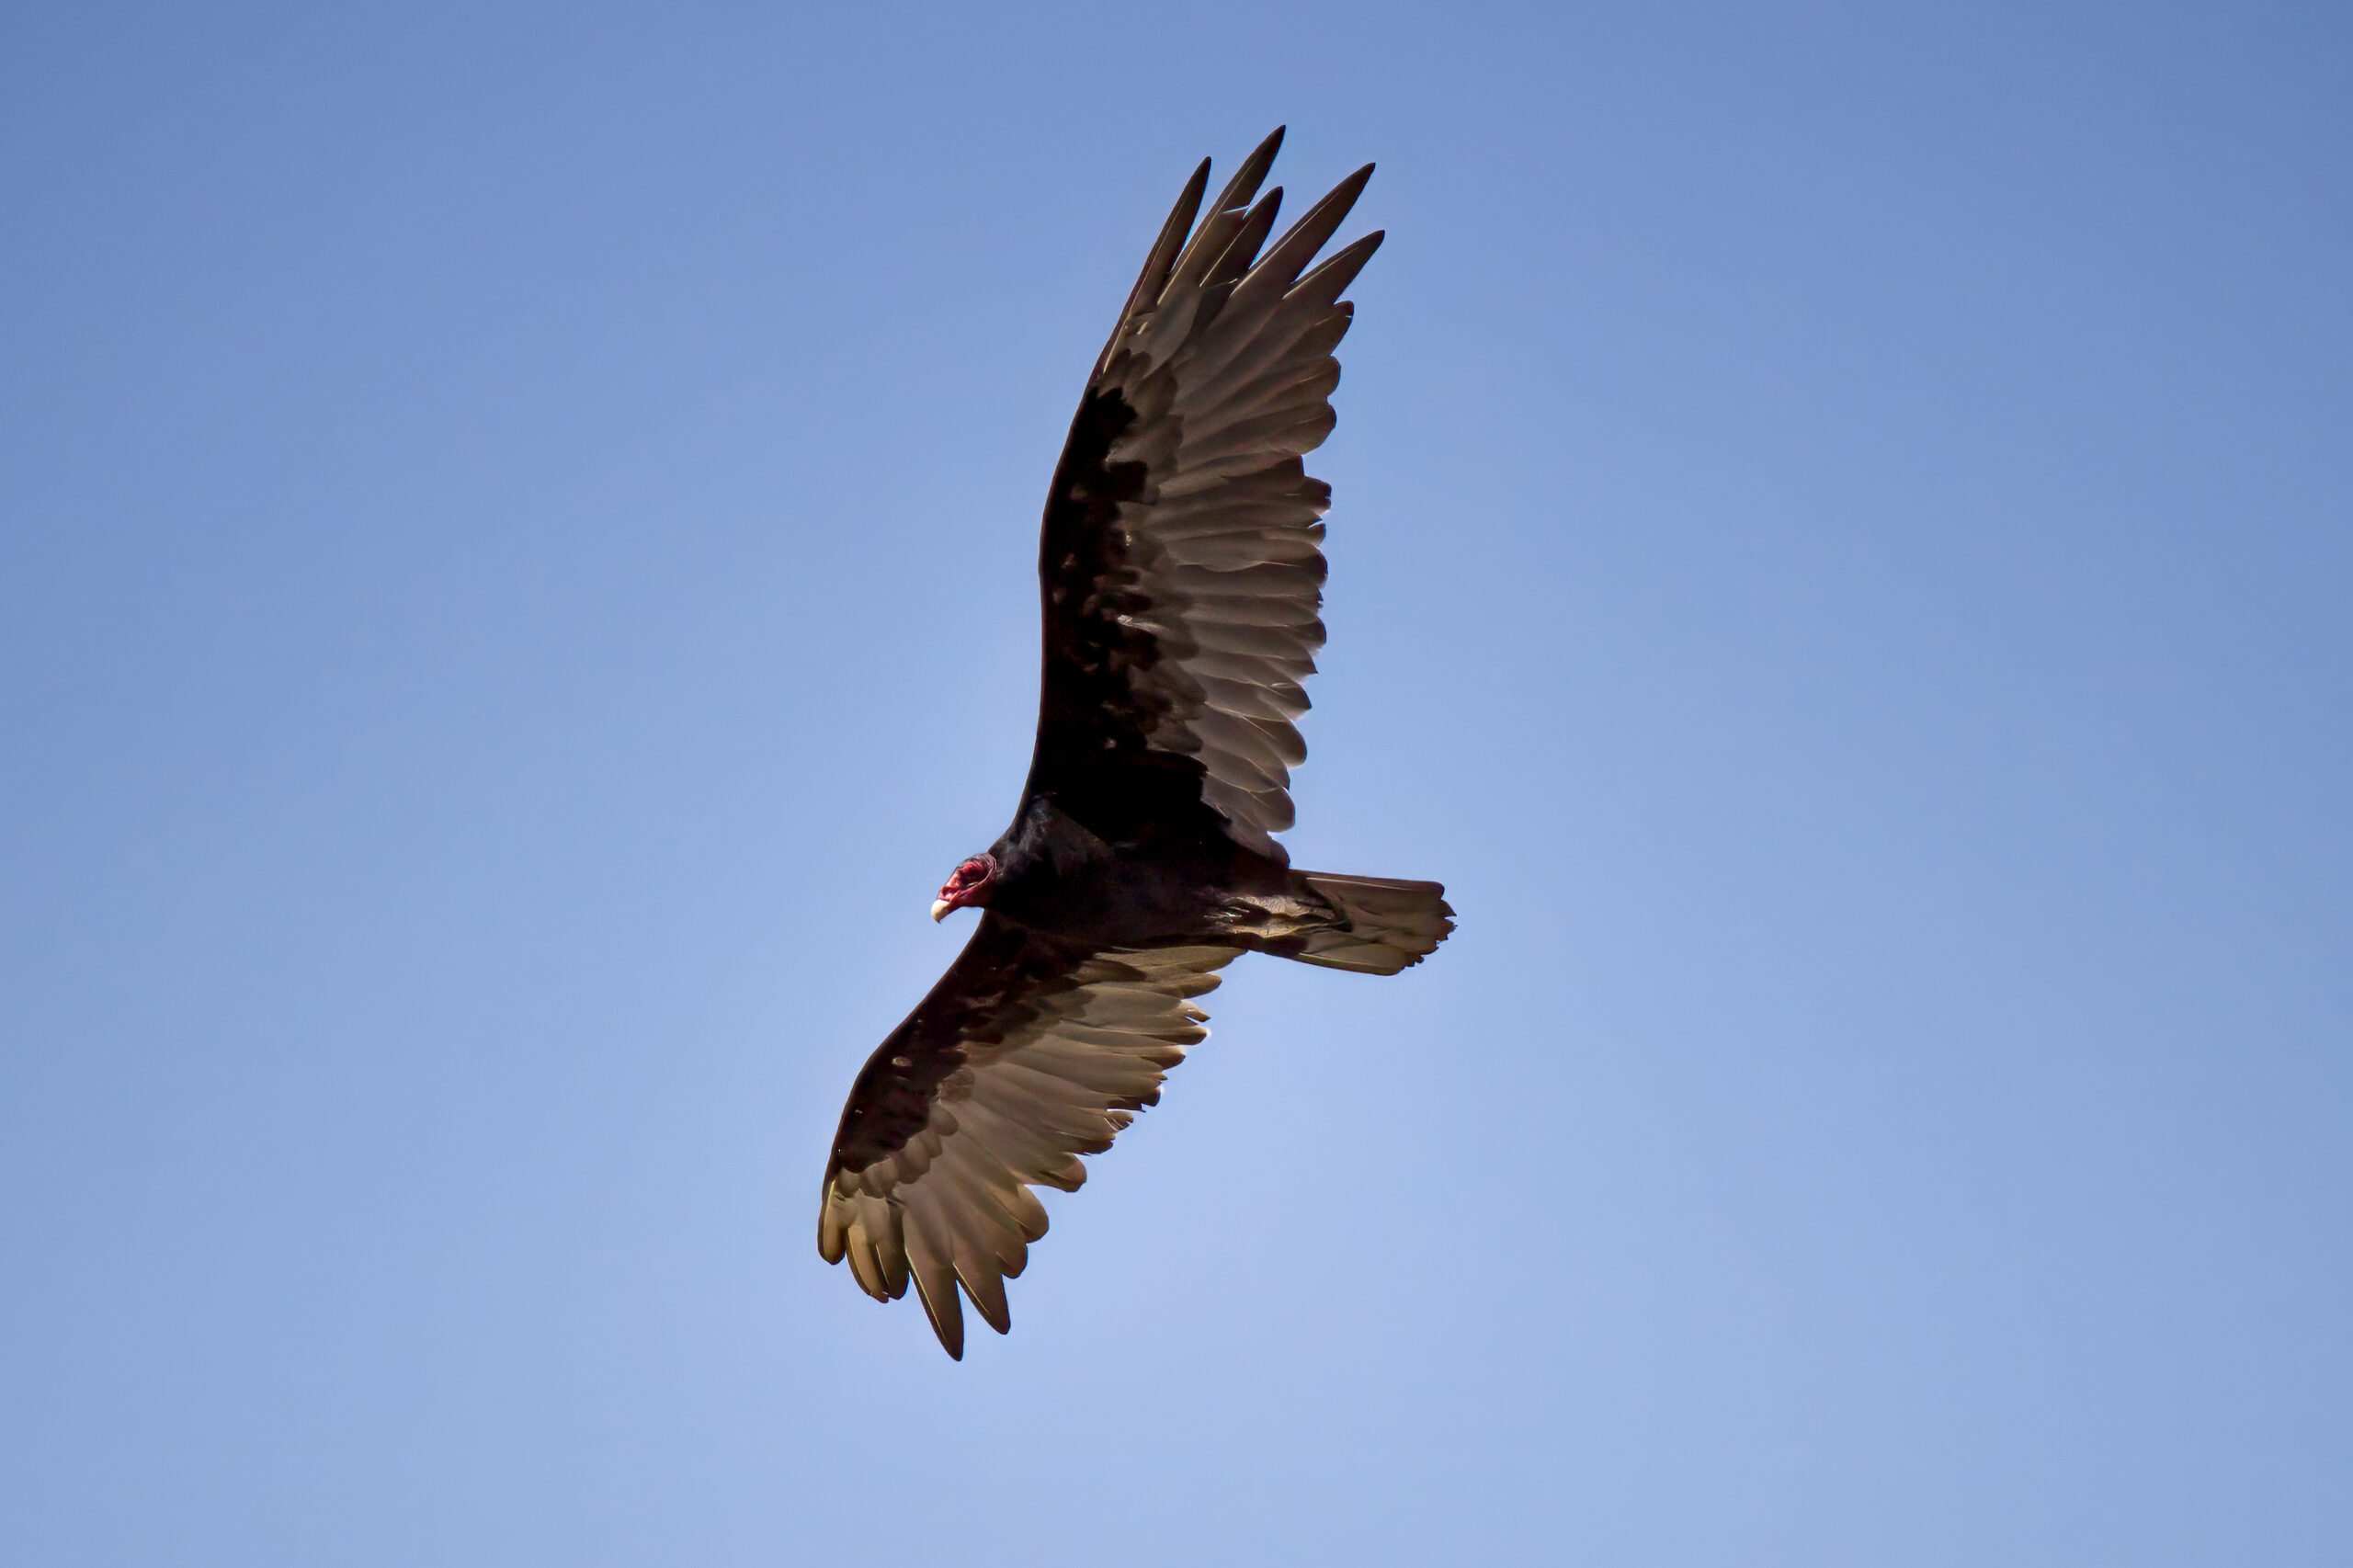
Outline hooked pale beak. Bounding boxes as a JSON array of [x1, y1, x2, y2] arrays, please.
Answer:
[[930, 899, 952, 922]]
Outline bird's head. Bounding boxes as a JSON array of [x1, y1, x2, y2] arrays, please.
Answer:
[[930, 854, 997, 921]]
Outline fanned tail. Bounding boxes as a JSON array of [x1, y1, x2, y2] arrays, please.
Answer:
[[1286, 872, 1455, 974]]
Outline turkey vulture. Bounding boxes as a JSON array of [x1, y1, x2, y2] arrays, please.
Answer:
[[818, 130, 1452, 1358]]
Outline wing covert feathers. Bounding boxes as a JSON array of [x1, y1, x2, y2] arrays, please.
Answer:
[[819, 917, 1238, 1358], [1029, 131, 1382, 856]]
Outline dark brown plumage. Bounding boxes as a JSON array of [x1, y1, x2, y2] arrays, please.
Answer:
[[819, 131, 1452, 1357]]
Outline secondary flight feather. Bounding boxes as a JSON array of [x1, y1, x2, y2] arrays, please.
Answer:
[[819, 130, 1452, 1357]]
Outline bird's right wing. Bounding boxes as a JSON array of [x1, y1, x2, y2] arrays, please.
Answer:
[[1021, 129, 1382, 858], [819, 915, 1238, 1358]]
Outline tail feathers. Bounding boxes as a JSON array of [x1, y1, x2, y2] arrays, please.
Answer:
[[1289, 872, 1455, 974]]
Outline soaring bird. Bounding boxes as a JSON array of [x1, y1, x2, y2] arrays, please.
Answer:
[[818, 130, 1452, 1357]]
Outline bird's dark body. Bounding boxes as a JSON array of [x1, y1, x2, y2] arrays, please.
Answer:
[[816, 131, 1453, 1357], [983, 792, 1328, 951]]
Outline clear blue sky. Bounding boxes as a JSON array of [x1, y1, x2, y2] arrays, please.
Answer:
[[3, 3, 2347, 1563]]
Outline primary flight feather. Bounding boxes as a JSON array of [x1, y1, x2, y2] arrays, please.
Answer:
[[818, 130, 1453, 1358]]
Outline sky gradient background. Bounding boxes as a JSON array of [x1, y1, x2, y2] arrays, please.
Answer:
[[4, 3, 2348, 1563]]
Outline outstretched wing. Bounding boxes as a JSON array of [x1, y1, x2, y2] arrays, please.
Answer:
[[1024, 129, 1381, 860], [818, 915, 1238, 1358]]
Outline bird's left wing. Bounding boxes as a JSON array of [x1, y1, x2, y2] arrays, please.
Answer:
[[819, 915, 1237, 1357]]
